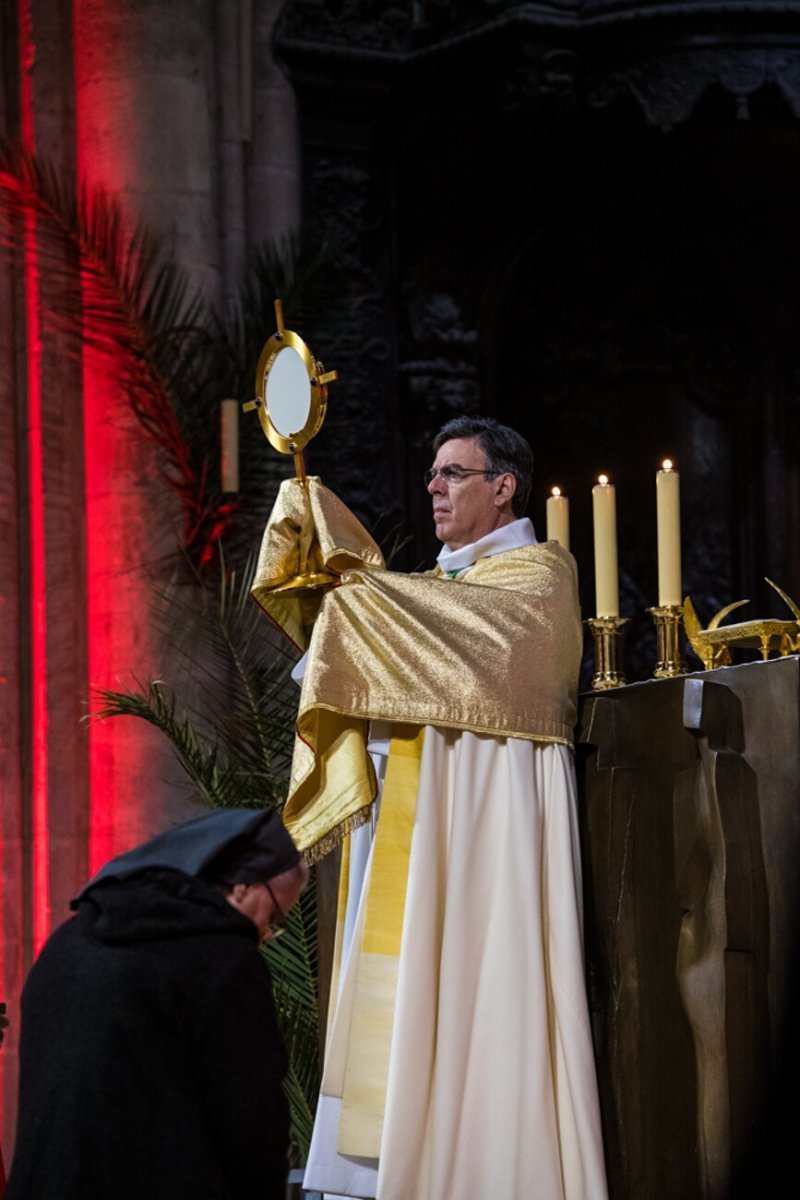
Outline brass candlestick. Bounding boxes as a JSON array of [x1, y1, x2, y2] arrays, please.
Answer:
[[587, 616, 629, 690], [648, 605, 687, 678]]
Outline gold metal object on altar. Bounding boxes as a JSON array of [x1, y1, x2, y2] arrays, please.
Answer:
[[243, 299, 339, 594], [683, 579, 800, 670], [647, 605, 687, 678], [588, 616, 629, 690]]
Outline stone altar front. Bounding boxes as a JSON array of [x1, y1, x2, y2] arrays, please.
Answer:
[[578, 657, 800, 1199]]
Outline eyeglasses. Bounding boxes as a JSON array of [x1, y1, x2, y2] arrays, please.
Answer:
[[424, 465, 498, 487], [264, 880, 288, 940]]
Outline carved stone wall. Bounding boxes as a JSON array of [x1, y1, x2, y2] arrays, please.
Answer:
[[289, 89, 404, 542], [278, 1, 800, 129]]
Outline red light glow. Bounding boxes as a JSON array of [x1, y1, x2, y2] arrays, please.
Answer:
[[19, 0, 51, 957]]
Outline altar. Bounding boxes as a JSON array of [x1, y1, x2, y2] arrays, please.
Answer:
[[577, 656, 800, 1199]]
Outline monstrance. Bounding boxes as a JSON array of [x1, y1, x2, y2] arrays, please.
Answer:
[[243, 299, 338, 593]]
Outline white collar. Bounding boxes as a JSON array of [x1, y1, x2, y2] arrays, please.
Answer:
[[436, 517, 538, 575]]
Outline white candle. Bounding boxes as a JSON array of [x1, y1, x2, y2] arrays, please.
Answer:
[[546, 487, 570, 551], [592, 474, 619, 617], [656, 458, 681, 606], [221, 399, 239, 493]]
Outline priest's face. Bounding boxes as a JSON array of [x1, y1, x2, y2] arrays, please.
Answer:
[[427, 437, 514, 550]]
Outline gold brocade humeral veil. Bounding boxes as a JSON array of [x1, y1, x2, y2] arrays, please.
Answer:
[[251, 477, 386, 651], [252, 479, 582, 858]]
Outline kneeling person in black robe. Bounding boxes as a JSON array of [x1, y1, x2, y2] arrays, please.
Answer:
[[5, 807, 308, 1200]]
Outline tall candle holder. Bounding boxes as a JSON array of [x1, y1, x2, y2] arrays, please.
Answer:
[[648, 605, 687, 678], [587, 616, 628, 690]]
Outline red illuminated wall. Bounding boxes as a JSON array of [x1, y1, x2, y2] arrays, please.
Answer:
[[2, 0, 191, 1160], [73, 2, 188, 879], [2, 0, 299, 1160], [18, 0, 50, 958]]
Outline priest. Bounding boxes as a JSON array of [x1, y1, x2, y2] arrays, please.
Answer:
[[253, 416, 607, 1200]]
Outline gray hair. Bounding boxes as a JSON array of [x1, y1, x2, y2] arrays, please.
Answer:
[[433, 416, 533, 517]]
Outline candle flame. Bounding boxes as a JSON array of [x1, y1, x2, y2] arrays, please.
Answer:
[[551, 486, 561, 497], [598, 474, 609, 486], [661, 458, 674, 472]]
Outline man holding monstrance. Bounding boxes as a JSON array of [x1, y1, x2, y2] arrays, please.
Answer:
[[249, 308, 607, 1199]]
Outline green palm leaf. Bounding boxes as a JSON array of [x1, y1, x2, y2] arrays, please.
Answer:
[[0, 140, 227, 558], [265, 881, 320, 1161]]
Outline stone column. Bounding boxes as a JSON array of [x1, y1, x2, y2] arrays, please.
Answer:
[[0, 218, 25, 1176], [73, 0, 210, 867], [248, 0, 301, 247], [73, 0, 223, 298], [1, 0, 91, 1160]]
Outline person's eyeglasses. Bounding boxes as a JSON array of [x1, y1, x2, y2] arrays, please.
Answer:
[[264, 880, 288, 940], [424, 465, 498, 487]]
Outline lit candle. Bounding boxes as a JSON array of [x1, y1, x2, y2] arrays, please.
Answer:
[[221, 399, 239, 493], [592, 474, 619, 617], [656, 458, 681, 606], [546, 486, 570, 551]]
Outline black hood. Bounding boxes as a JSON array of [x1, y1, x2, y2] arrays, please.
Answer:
[[74, 808, 298, 905], [76, 868, 258, 946]]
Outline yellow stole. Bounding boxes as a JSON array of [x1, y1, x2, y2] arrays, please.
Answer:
[[321, 727, 424, 1157]]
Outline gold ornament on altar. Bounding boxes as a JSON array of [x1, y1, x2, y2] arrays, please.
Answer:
[[242, 299, 339, 594], [587, 615, 629, 690], [683, 578, 800, 670], [647, 604, 687, 679]]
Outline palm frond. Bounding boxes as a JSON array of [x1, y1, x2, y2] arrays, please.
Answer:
[[266, 880, 320, 1160], [142, 551, 299, 799], [0, 141, 204, 355], [265, 886, 319, 1008], [282, 1066, 317, 1164], [92, 681, 261, 810], [1, 140, 339, 568], [0, 141, 233, 562]]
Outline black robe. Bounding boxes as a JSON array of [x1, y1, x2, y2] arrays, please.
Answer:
[[5, 867, 290, 1199]]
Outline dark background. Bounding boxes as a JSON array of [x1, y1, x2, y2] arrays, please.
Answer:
[[275, 1, 800, 684]]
